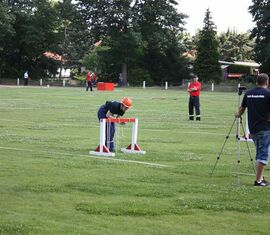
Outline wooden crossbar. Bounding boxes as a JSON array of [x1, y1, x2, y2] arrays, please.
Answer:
[[105, 118, 136, 123]]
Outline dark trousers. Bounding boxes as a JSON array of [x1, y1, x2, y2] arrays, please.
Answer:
[[189, 96, 200, 120], [24, 79, 28, 86], [86, 81, 93, 91], [98, 106, 115, 151]]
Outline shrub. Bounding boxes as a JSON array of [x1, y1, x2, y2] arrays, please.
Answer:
[[128, 68, 154, 86]]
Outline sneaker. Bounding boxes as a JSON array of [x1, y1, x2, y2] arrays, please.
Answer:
[[254, 180, 269, 187]]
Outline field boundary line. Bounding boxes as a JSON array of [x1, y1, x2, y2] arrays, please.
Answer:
[[0, 146, 169, 168]]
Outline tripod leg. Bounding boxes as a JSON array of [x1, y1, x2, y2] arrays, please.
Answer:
[[237, 117, 241, 185], [240, 121, 256, 174], [210, 118, 237, 177]]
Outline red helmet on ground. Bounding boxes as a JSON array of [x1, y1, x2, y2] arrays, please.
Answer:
[[121, 97, 132, 108]]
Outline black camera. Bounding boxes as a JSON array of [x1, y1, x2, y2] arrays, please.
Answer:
[[238, 86, 246, 95]]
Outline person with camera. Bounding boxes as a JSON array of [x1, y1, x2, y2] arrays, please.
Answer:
[[235, 73, 270, 187], [187, 75, 201, 121]]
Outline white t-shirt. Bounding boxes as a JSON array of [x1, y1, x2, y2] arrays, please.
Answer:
[[24, 72, 28, 79]]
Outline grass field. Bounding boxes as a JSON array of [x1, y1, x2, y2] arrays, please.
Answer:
[[0, 86, 269, 235]]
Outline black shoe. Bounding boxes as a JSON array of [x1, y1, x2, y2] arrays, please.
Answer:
[[254, 180, 269, 187], [262, 177, 268, 183], [109, 149, 115, 153]]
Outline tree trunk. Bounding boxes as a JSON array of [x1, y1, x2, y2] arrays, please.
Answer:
[[121, 62, 127, 86]]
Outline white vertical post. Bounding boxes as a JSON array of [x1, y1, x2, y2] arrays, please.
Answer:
[[17, 78, 19, 86], [63, 79, 66, 87], [40, 79, 42, 86], [100, 119, 106, 152], [143, 81, 145, 89], [90, 118, 115, 157], [165, 81, 168, 90], [211, 83, 214, 92], [131, 119, 139, 150]]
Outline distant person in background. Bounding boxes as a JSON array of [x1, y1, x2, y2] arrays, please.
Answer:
[[187, 75, 201, 121], [24, 70, 29, 86], [118, 73, 123, 87], [97, 97, 132, 152], [86, 70, 93, 91], [93, 72, 97, 86]]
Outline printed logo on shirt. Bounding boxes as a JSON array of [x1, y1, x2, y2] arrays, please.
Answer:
[[247, 95, 265, 98]]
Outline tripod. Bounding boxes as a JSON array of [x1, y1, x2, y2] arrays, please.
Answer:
[[210, 87, 256, 184]]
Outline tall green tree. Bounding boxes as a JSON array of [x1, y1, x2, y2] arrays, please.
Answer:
[[194, 9, 221, 83], [1, 0, 61, 78], [56, 0, 92, 72], [77, 0, 142, 84], [249, 0, 270, 74], [0, 1, 15, 78], [78, 0, 188, 85], [135, 0, 188, 85], [218, 30, 255, 62]]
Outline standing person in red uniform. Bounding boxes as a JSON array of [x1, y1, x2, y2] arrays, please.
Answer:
[[92, 72, 97, 87], [86, 70, 93, 91], [187, 75, 201, 121]]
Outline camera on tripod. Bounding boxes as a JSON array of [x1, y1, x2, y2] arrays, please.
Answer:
[[238, 86, 246, 95]]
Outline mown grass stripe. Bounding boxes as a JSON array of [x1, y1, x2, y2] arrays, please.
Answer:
[[0, 146, 169, 168]]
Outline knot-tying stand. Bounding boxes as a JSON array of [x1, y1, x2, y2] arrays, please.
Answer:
[[89, 118, 146, 157]]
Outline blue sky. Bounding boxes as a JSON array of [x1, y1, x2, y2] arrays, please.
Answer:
[[177, 0, 255, 35]]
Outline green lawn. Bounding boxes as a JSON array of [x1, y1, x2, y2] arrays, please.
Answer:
[[0, 86, 269, 235]]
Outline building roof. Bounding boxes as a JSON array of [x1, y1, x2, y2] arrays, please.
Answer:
[[43, 51, 63, 62], [94, 40, 102, 47], [219, 60, 260, 67], [233, 61, 260, 67], [219, 60, 234, 65]]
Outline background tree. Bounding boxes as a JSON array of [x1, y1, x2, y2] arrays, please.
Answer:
[[218, 30, 255, 62], [76, 0, 142, 84], [78, 0, 189, 85], [178, 32, 196, 53], [1, 0, 189, 85], [1, 0, 61, 78], [135, 0, 189, 85], [249, 0, 270, 74], [56, 0, 93, 77], [194, 9, 221, 83], [0, 1, 15, 78]]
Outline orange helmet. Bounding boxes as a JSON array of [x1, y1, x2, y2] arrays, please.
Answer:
[[121, 97, 132, 108]]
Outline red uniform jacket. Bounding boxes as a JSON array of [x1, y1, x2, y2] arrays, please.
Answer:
[[86, 72, 92, 82], [188, 81, 201, 97]]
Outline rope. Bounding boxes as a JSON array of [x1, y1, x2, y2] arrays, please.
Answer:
[[121, 123, 124, 137], [106, 122, 110, 148], [105, 120, 128, 152]]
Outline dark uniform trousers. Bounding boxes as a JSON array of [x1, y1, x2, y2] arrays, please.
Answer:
[[97, 105, 115, 151], [86, 81, 93, 91], [189, 96, 200, 121]]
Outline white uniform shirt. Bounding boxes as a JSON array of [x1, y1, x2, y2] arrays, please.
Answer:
[[24, 71, 28, 79]]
